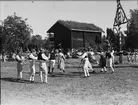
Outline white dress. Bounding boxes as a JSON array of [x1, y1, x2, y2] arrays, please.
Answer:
[[58, 52, 65, 70]]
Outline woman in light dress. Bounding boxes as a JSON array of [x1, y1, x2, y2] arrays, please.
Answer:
[[57, 49, 66, 73]]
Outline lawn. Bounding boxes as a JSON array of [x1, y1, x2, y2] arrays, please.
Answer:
[[1, 57, 138, 105]]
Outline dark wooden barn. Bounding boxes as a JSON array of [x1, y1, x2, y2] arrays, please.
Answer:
[[47, 20, 104, 50]]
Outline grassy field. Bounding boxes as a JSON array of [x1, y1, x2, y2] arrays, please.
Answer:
[[1, 57, 138, 105]]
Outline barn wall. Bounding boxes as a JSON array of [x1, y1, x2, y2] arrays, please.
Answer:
[[50, 23, 71, 49], [48, 22, 102, 50], [71, 31, 101, 49], [84, 32, 101, 48], [71, 31, 83, 49]]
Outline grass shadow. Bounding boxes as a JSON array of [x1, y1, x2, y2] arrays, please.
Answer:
[[48, 71, 101, 78], [129, 65, 138, 68], [114, 65, 130, 68], [0, 77, 38, 84], [49, 72, 83, 78]]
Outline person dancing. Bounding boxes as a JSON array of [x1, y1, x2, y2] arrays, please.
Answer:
[[97, 51, 107, 72], [57, 49, 66, 73], [15, 49, 24, 80], [48, 48, 56, 74], [106, 49, 115, 73], [38, 48, 49, 83], [28, 49, 37, 82], [79, 48, 93, 77]]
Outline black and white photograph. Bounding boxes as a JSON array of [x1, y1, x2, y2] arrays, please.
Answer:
[[0, 0, 138, 105]]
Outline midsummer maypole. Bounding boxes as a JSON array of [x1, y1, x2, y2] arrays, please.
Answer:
[[113, 0, 128, 63]]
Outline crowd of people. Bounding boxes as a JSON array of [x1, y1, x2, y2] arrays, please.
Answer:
[[13, 48, 66, 83], [127, 51, 138, 64], [10, 46, 117, 83], [1, 46, 138, 83]]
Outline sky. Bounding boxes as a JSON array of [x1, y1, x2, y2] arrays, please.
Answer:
[[0, 0, 138, 38]]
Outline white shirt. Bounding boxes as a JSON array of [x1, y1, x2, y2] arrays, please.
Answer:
[[41, 53, 49, 61], [58, 53, 65, 60], [111, 50, 115, 59], [29, 53, 37, 60], [16, 55, 23, 62], [80, 52, 89, 62], [88, 51, 96, 59]]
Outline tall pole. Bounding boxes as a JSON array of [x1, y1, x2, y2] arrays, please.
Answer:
[[113, 0, 128, 63]]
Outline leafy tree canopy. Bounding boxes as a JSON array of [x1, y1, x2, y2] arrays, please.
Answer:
[[126, 9, 138, 50], [1, 13, 33, 53]]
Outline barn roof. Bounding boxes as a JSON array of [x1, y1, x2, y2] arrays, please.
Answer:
[[47, 20, 104, 33]]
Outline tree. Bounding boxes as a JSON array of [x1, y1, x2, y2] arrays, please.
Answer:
[[1, 13, 33, 53], [106, 28, 119, 51], [30, 35, 44, 50], [126, 9, 138, 50]]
